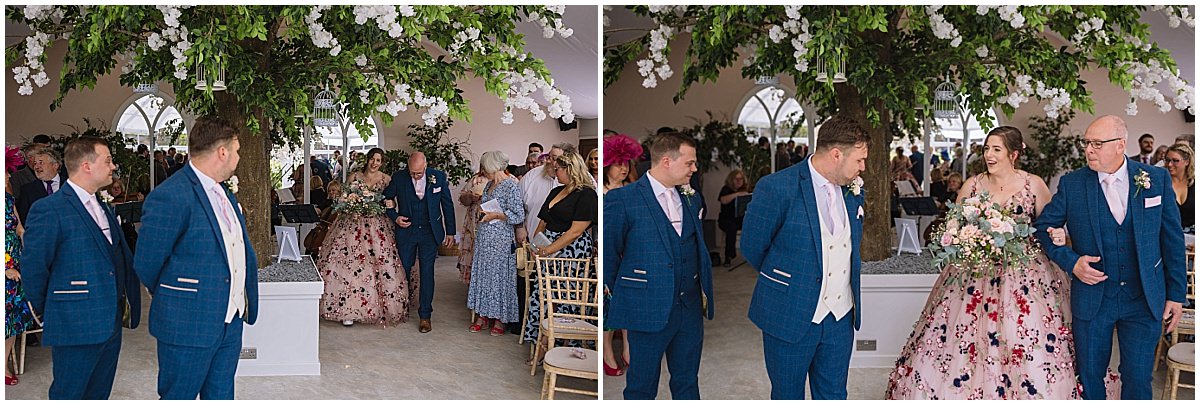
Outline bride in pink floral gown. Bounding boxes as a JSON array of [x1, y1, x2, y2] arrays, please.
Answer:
[[318, 148, 413, 326], [887, 127, 1099, 400]]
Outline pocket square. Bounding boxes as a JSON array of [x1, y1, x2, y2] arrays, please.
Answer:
[[857, 206, 864, 219], [433, 187, 442, 193], [1145, 196, 1161, 208]]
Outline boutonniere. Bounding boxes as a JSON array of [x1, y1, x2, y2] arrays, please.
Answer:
[[429, 174, 437, 185], [678, 184, 696, 206], [223, 175, 239, 194], [844, 176, 864, 197], [98, 190, 114, 204], [1133, 169, 1150, 197]]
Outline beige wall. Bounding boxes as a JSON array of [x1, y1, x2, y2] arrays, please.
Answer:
[[604, 35, 1196, 218], [6, 38, 588, 227]]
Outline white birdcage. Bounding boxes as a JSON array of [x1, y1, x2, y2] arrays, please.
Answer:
[[133, 82, 158, 94], [194, 56, 226, 91], [815, 48, 847, 84], [314, 86, 340, 128], [933, 78, 960, 119]]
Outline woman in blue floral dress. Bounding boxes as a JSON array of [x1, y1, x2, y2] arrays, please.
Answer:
[[466, 151, 525, 336], [6, 171, 36, 386]]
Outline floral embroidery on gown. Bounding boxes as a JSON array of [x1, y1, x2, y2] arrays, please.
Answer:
[[886, 174, 1101, 400], [318, 177, 415, 325]]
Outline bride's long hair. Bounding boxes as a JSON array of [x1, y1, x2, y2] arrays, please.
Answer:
[[361, 147, 385, 174], [985, 126, 1024, 172]]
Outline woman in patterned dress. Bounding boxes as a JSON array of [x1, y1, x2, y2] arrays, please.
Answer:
[[5, 171, 36, 386], [465, 151, 525, 335], [456, 170, 489, 285], [317, 148, 412, 327], [886, 127, 1084, 399], [524, 153, 598, 348]]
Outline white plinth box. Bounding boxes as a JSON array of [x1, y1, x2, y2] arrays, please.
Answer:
[[237, 261, 323, 376], [850, 273, 939, 368]]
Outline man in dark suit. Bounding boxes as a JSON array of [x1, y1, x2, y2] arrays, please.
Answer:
[[605, 132, 714, 399], [17, 147, 65, 223], [10, 134, 53, 201], [909, 145, 925, 185], [742, 115, 869, 399], [1035, 116, 1185, 400], [22, 136, 142, 399], [383, 152, 456, 333], [310, 155, 333, 186], [1129, 133, 1155, 164], [134, 116, 258, 399]]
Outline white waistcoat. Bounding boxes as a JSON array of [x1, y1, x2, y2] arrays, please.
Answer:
[[812, 205, 854, 323]]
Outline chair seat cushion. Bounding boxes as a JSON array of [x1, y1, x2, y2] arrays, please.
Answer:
[[551, 317, 598, 330], [545, 347, 598, 373], [1168, 342, 1195, 366]]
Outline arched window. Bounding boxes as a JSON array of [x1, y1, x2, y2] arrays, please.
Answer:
[[274, 112, 383, 188], [114, 94, 188, 150], [736, 85, 809, 144]]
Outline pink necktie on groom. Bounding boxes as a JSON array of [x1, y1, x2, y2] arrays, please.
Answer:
[[824, 183, 844, 235]]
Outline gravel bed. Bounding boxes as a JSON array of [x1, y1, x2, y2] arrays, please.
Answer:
[[258, 255, 321, 282]]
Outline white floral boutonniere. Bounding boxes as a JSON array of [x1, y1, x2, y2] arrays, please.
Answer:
[[845, 176, 864, 197], [223, 175, 239, 194], [98, 190, 114, 204], [679, 184, 696, 206], [1133, 169, 1150, 197]]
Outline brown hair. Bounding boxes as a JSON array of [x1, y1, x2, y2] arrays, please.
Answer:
[[63, 136, 108, 174], [725, 169, 749, 192], [362, 147, 385, 173], [815, 115, 870, 153], [986, 126, 1024, 158], [189, 115, 238, 155], [649, 132, 696, 164], [1167, 143, 1194, 185]]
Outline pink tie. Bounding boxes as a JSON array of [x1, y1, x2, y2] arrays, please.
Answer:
[[1102, 176, 1125, 225], [825, 183, 844, 235], [211, 186, 236, 230], [85, 198, 112, 244]]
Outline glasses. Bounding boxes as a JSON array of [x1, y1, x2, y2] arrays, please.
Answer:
[[1164, 158, 1187, 165], [1078, 138, 1122, 149]]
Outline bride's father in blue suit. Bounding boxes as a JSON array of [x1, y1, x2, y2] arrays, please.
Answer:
[[742, 115, 869, 400], [23, 136, 141, 399], [604, 132, 714, 399], [383, 151, 456, 333], [1035, 115, 1186, 400], [135, 116, 259, 400]]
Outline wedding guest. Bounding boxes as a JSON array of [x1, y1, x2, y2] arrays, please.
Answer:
[[24, 137, 142, 399], [17, 147, 63, 223], [104, 177, 143, 251], [889, 147, 911, 180], [319, 148, 411, 327], [1165, 144, 1194, 230], [1175, 134, 1194, 148], [330, 150, 343, 180], [135, 117, 258, 399], [524, 152, 597, 348], [519, 144, 570, 242], [5, 171, 36, 387], [165, 147, 177, 167], [717, 169, 751, 266], [775, 143, 792, 171], [308, 175, 330, 211], [601, 134, 641, 376], [528, 142, 544, 156], [310, 155, 333, 186], [933, 172, 963, 205], [152, 150, 169, 184], [466, 151, 524, 336], [169, 153, 186, 176], [587, 148, 600, 179], [456, 170, 489, 284], [909, 145, 925, 185], [11, 135, 53, 200], [1130, 133, 1155, 164], [1151, 145, 1169, 167]]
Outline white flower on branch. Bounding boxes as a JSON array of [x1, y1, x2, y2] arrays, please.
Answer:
[[530, 6, 573, 39]]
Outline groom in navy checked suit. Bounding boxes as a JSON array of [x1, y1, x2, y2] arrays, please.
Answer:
[[23, 137, 142, 399], [742, 115, 869, 400], [605, 132, 714, 399], [1034, 115, 1186, 400], [135, 116, 259, 400]]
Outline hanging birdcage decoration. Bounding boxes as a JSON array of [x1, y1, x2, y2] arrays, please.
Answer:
[[933, 76, 960, 119], [194, 54, 226, 91], [815, 47, 847, 84], [313, 86, 340, 128], [133, 83, 159, 94]]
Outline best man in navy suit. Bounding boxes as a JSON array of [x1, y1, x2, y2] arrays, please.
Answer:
[[605, 132, 715, 399], [1035, 115, 1186, 400], [134, 116, 259, 400], [741, 116, 870, 400], [383, 151, 456, 333], [23, 137, 142, 400]]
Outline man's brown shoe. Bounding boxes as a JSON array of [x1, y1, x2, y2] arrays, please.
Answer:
[[419, 319, 432, 333]]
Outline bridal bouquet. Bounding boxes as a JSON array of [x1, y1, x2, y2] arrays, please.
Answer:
[[332, 179, 386, 216], [927, 192, 1036, 282]]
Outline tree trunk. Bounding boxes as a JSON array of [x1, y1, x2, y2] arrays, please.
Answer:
[[836, 85, 893, 262], [214, 94, 274, 266]]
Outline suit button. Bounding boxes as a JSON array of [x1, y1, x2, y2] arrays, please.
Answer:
[[827, 272, 832, 277], [837, 294, 842, 299], [843, 243, 847, 248], [1120, 282, 1126, 286], [225, 278, 231, 283]]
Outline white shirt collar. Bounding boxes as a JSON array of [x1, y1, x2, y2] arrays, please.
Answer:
[[1098, 158, 1129, 184], [646, 171, 673, 198], [809, 159, 834, 191], [66, 179, 95, 206], [190, 161, 221, 191]]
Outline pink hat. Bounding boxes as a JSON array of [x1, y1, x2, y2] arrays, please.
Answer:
[[603, 134, 642, 167]]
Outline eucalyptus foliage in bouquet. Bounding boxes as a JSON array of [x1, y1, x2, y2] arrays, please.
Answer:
[[332, 179, 385, 216], [927, 192, 1036, 284]]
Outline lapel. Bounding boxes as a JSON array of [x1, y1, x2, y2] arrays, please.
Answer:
[[61, 184, 115, 262], [797, 159, 824, 270], [1126, 159, 1144, 250], [843, 187, 860, 238], [184, 165, 231, 261], [679, 185, 698, 237], [1085, 167, 1105, 246], [635, 176, 680, 259]]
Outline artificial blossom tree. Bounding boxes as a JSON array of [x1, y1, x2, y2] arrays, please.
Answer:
[[8, 5, 577, 263], [605, 5, 1195, 261]]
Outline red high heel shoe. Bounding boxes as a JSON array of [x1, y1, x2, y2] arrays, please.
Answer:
[[469, 317, 489, 333], [5, 375, 18, 386], [604, 360, 624, 376]]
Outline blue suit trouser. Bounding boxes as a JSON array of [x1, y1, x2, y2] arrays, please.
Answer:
[[49, 329, 122, 400], [1074, 293, 1159, 400], [762, 313, 853, 400], [624, 299, 704, 400], [156, 315, 244, 400], [398, 225, 438, 319]]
